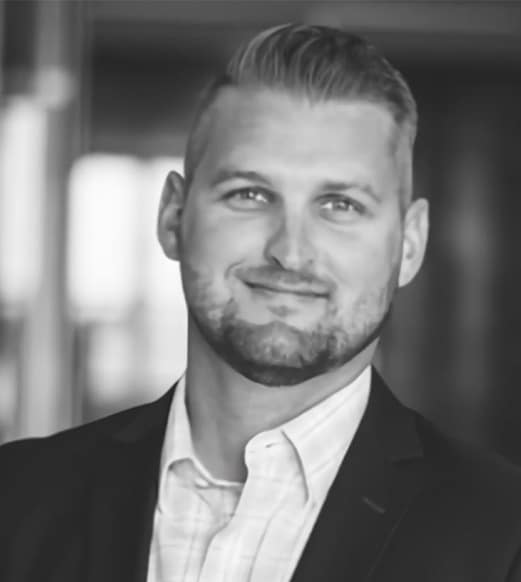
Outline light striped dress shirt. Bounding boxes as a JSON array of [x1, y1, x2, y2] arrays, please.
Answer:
[[147, 367, 371, 582]]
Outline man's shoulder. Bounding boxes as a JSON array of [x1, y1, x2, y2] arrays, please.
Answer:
[[413, 411, 521, 512], [0, 390, 172, 491], [2, 400, 144, 453], [373, 373, 521, 498]]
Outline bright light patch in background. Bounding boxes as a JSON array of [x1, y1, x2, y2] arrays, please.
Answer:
[[68, 155, 142, 317], [67, 154, 187, 405], [0, 98, 46, 307]]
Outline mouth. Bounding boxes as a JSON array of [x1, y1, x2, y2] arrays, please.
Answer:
[[244, 281, 329, 299]]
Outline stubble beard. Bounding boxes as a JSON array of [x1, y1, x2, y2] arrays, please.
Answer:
[[184, 271, 397, 387]]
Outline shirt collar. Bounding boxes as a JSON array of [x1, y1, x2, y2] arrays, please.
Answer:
[[279, 366, 371, 502], [161, 374, 193, 465], [159, 367, 371, 504], [158, 375, 199, 505]]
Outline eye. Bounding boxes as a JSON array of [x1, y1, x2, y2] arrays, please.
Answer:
[[222, 187, 271, 209], [319, 195, 365, 219]]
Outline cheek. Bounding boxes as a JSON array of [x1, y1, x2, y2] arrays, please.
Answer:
[[325, 226, 403, 295], [180, 205, 267, 278]]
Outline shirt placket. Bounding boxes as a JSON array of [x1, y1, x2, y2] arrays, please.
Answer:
[[248, 450, 309, 582], [197, 436, 283, 582]]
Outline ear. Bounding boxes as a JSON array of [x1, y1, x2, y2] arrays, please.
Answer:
[[398, 198, 429, 288], [157, 171, 186, 261]]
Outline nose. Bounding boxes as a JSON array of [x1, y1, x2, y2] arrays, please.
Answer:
[[264, 210, 316, 271]]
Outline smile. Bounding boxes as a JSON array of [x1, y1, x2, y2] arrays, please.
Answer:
[[245, 282, 328, 299]]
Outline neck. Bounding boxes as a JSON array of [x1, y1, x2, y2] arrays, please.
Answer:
[[184, 323, 377, 482]]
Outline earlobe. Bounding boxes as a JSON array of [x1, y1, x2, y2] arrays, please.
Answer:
[[157, 171, 186, 261], [398, 198, 429, 288]]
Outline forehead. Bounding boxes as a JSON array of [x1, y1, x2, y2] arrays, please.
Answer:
[[195, 87, 401, 188]]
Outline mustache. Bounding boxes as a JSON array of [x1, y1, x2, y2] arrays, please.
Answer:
[[236, 265, 333, 296]]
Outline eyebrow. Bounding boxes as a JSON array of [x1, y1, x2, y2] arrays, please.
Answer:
[[210, 169, 273, 189], [318, 180, 381, 202]]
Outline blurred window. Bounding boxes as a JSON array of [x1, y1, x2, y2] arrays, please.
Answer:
[[67, 154, 187, 420], [0, 97, 47, 441]]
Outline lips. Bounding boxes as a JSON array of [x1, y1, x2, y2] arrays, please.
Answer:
[[237, 266, 331, 299], [244, 280, 329, 298]]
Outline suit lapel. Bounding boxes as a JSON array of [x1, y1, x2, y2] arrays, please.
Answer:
[[291, 370, 435, 582], [85, 388, 175, 582]]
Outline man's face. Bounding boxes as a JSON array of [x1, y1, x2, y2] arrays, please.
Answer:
[[162, 88, 427, 386]]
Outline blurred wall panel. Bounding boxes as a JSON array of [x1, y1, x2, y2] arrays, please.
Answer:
[[380, 64, 521, 462], [17, 0, 85, 438], [0, 0, 86, 439]]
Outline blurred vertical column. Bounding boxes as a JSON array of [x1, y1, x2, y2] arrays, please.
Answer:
[[437, 99, 500, 441], [0, 1, 3, 95], [3, 0, 85, 438]]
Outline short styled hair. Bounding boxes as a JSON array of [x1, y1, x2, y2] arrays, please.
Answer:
[[184, 23, 417, 194]]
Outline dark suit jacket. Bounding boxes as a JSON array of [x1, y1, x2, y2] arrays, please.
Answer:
[[1, 370, 521, 582]]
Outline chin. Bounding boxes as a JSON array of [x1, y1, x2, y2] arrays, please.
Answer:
[[234, 361, 327, 387]]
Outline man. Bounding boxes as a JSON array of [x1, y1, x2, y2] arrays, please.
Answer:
[[1, 23, 521, 582]]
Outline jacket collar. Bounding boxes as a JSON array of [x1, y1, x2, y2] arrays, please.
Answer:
[[290, 369, 434, 582], [85, 386, 175, 582]]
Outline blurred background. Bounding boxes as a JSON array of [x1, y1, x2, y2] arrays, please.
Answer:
[[1, 0, 521, 464]]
